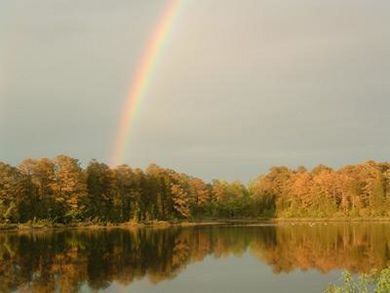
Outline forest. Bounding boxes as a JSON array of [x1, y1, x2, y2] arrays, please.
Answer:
[[0, 155, 390, 224]]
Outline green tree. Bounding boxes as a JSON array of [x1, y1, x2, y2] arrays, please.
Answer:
[[85, 160, 114, 222], [18, 158, 57, 220]]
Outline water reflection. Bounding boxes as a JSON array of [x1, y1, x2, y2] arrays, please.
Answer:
[[0, 223, 389, 292]]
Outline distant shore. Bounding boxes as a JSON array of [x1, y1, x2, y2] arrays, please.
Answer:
[[1, 217, 390, 232], [0, 221, 223, 232]]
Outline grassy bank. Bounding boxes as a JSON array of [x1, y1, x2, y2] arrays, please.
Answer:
[[0, 220, 226, 232], [1, 217, 390, 232], [273, 217, 390, 223]]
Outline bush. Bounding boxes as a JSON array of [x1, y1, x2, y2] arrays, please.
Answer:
[[324, 267, 390, 293]]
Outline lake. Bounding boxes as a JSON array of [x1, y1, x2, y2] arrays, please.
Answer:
[[0, 223, 389, 292]]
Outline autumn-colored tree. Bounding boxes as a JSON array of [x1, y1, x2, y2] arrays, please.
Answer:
[[249, 167, 291, 216], [52, 155, 87, 222], [0, 162, 29, 222], [170, 184, 191, 219], [310, 166, 338, 217], [188, 177, 210, 216]]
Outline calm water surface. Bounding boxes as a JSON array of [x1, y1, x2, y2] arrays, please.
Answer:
[[1, 223, 389, 292]]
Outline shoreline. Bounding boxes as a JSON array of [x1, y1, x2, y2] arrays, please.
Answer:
[[1, 217, 390, 232]]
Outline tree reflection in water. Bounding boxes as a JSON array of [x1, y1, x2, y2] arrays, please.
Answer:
[[0, 223, 389, 292]]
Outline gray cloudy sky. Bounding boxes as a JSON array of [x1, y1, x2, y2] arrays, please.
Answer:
[[1, 0, 390, 181]]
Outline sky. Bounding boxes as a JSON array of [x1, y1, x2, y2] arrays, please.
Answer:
[[1, 0, 390, 181]]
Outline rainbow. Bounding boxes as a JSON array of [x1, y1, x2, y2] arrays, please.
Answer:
[[110, 0, 181, 166]]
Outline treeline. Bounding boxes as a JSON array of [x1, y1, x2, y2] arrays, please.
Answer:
[[0, 155, 390, 223]]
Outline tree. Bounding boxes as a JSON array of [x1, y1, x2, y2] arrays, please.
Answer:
[[18, 158, 57, 220], [0, 162, 30, 222], [188, 178, 210, 216], [170, 184, 191, 219], [52, 155, 87, 222], [111, 165, 139, 222], [85, 160, 113, 222]]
